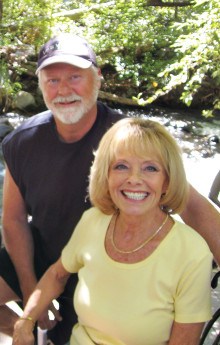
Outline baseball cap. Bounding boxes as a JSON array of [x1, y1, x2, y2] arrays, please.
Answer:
[[36, 33, 98, 74]]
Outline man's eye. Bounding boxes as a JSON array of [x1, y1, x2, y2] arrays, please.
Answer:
[[70, 75, 80, 81], [49, 79, 58, 84]]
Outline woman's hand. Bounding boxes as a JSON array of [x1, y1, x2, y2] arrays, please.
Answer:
[[13, 259, 70, 344], [12, 319, 35, 345]]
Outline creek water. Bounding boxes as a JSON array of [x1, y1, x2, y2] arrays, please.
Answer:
[[120, 106, 220, 204], [0, 105, 219, 344], [0, 106, 219, 232]]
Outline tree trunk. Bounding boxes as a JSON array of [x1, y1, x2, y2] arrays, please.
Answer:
[[0, 0, 3, 23], [146, 0, 194, 7], [98, 90, 139, 107]]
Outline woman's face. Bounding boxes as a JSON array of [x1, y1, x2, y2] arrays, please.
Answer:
[[108, 149, 168, 218]]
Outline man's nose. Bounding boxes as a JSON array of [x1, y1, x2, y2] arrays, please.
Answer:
[[58, 79, 72, 95]]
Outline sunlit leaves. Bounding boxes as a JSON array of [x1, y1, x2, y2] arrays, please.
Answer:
[[150, 0, 220, 116], [1, 0, 65, 47], [1, 0, 219, 116]]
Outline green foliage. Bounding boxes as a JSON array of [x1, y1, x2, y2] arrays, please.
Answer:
[[1, 0, 67, 48], [0, 0, 219, 116], [148, 0, 220, 116], [82, 0, 183, 93], [0, 61, 22, 112]]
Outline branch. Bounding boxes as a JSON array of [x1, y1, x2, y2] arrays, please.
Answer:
[[52, 1, 116, 19], [0, 1, 116, 29], [0, 0, 2, 22], [98, 90, 139, 107], [146, 0, 195, 7]]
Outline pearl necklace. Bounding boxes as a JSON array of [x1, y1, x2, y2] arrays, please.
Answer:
[[111, 213, 169, 254]]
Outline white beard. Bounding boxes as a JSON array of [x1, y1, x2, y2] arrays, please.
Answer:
[[45, 81, 99, 124], [51, 95, 86, 124]]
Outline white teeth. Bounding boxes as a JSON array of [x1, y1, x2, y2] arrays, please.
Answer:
[[123, 191, 148, 200]]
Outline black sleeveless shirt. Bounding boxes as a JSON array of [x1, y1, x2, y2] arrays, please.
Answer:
[[2, 102, 125, 262]]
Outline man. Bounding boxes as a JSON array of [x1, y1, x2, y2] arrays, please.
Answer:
[[0, 33, 219, 345], [209, 170, 220, 208]]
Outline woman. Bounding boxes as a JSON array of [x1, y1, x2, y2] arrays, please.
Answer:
[[13, 118, 212, 345]]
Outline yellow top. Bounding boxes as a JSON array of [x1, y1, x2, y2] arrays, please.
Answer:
[[62, 207, 212, 345]]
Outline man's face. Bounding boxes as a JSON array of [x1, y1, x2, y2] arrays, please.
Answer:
[[39, 63, 101, 124]]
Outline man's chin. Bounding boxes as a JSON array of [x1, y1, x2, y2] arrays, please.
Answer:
[[53, 108, 85, 124]]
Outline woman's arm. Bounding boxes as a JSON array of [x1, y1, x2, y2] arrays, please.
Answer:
[[181, 184, 220, 265], [169, 321, 204, 345], [12, 258, 71, 345]]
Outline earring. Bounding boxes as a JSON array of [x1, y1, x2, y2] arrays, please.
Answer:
[[161, 191, 167, 198]]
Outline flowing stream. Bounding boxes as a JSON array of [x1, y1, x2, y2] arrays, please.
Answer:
[[121, 106, 220, 203], [0, 105, 219, 345], [0, 105, 219, 230]]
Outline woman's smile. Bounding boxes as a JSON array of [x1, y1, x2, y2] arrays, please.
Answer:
[[121, 190, 149, 201]]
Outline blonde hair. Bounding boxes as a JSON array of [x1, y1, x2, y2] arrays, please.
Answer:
[[89, 118, 189, 215]]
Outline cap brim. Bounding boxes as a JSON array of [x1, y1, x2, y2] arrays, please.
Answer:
[[36, 55, 92, 74]]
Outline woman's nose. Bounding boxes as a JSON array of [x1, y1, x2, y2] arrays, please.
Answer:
[[127, 169, 143, 184]]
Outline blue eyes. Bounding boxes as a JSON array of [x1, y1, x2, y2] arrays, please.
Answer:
[[48, 75, 80, 84], [49, 79, 58, 83], [146, 166, 157, 172], [113, 164, 158, 172], [71, 75, 79, 79], [114, 164, 127, 170]]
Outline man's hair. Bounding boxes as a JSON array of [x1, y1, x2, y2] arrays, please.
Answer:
[[89, 118, 189, 215]]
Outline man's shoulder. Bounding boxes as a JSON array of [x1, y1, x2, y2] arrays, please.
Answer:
[[97, 101, 127, 122], [96, 101, 127, 130], [13, 110, 52, 132], [2, 110, 53, 144]]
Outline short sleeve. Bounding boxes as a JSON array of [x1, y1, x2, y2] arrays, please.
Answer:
[[174, 251, 213, 323], [61, 207, 108, 274], [61, 211, 88, 273]]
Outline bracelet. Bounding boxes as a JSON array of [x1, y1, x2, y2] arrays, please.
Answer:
[[19, 316, 35, 327]]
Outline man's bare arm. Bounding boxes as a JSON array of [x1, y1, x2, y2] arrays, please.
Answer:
[[2, 164, 37, 304], [181, 184, 220, 265]]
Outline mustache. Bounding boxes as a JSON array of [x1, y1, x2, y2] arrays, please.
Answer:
[[53, 95, 82, 104]]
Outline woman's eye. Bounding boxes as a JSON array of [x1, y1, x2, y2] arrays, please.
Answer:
[[145, 165, 158, 172], [114, 164, 128, 170]]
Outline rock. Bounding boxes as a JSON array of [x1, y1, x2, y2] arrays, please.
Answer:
[[181, 123, 194, 133], [13, 91, 36, 110], [207, 135, 219, 145], [0, 118, 14, 140]]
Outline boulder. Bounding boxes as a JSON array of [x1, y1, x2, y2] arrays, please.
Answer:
[[13, 91, 36, 110], [0, 118, 14, 140]]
